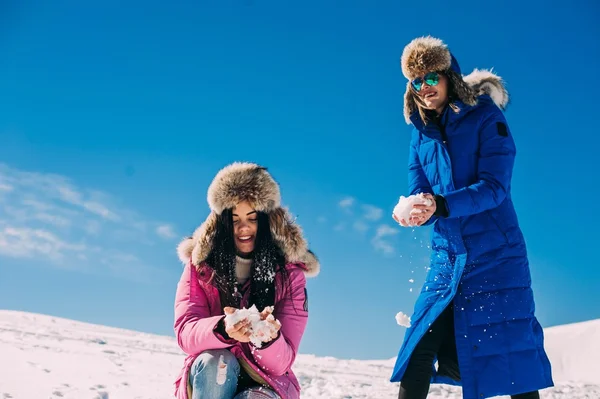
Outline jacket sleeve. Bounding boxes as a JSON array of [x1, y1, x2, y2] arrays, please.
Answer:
[[250, 266, 308, 376], [408, 131, 437, 226], [173, 263, 235, 356], [442, 108, 516, 218]]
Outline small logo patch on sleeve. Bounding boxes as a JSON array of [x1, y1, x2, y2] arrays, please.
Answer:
[[497, 122, 509, 137], [303, 288, 309, 312]]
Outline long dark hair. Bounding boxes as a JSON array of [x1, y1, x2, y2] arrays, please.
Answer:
[[205, 209, 289, 311]]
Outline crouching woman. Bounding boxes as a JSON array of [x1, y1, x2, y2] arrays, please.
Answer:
[[173, 162, 319, 399]]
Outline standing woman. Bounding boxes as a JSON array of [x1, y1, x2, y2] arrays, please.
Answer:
[[173, 162, 319, 399], [390, 36, 553, 399]]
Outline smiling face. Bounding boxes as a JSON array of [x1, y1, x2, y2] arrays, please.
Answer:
[[232, 200, 258, 255], [414, 72, 449, 114]]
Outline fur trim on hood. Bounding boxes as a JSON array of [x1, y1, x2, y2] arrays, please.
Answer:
[[177, 162, 320, 278], [463, 69, 509, 110], [401, 36, 509, 124]]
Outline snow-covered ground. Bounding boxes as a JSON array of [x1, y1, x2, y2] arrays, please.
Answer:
[[0, 310, 598, 398]]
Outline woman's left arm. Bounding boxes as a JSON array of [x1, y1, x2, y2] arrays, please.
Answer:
[[441, 107, 517, 218], [250, 267, 308, 376]]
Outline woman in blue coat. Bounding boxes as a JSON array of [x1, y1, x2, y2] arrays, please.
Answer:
[[390, 36, 553, 399]]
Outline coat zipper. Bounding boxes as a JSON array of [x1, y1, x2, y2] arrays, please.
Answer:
[[436, 122, 456, 192]]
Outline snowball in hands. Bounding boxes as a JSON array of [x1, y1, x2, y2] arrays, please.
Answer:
[[224, 305, 280, 348], [393, 193, 433, 226]]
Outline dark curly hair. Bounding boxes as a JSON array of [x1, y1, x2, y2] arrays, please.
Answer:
[[205, 209, 289, 311]]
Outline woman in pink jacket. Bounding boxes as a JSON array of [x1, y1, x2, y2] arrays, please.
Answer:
[[173, 162, 320, 399]]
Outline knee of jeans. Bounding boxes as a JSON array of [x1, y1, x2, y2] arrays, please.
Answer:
[[234, 387, 280, 399], [191, 349, 240, 377]]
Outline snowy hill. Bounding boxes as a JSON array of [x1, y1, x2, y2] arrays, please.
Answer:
[[0, 310, 598, 399]]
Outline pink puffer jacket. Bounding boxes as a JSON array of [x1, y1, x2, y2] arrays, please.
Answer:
[[173, 261, 309, 399]]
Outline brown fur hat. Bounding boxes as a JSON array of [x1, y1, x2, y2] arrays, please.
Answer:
[[401, 36, 509, 124], [177, 162, 320, 277], [401, 36, 452, 81], [207, 162, 280, 215]]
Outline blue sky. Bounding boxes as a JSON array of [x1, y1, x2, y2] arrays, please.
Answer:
[[1, 0, 599, 361]]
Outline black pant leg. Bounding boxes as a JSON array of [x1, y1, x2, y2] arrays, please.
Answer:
[[511, 392, 540, 399], [398, 303, 454, 399], [436, 305, 461, 381]]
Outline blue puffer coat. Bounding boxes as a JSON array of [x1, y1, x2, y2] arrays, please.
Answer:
[[390, 76, 553, 399]]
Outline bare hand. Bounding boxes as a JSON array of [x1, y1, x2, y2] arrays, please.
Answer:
[[392, 213, 409, 227], [409, 194, 436, 226], [223, 307, 252, 343], [257, 307, 281, 342]]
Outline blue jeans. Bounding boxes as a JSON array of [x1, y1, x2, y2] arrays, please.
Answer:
[[189, 349, 280, 399]]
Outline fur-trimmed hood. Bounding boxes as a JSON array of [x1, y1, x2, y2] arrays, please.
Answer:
[[177, 162, 320, 278], [463, 68, 509, 111], [401, 36, 509, 124]]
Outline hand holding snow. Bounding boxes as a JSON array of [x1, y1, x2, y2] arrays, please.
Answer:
[[393, 193, 433, 227], [224, 305, 280, 348], [395, 312, 411, 328]]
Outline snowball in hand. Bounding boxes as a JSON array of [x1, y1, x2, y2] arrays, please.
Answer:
[[224, 305, 280, 348], [395, 311, 411, 328], [393, 193, 433, 227]]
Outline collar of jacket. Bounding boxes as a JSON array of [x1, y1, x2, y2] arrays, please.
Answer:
[[409, 95, 491, 133]]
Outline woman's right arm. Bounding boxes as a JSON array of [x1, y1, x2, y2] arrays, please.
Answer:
[[407, 132, 437, 226], [173, 263, 236, 356]]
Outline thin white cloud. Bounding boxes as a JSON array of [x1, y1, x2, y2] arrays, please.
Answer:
[[333, 195, 401, 256], [21, 199, 58, 211], [156, 224, 177, 239], [372, 239, 395, 255], [0, 225, 87, 261], [58, 186, 119, 221], [317, 216, 327, 224], [374, 225, 398, 239], [84, 220, 102, 235], [353, 220, 369, 232], [0, 163, 174, 278], [82, 201, 118, 221], [362, 205, 383, 221], [371, 224, 399, 255], [333, 222, 346, 232], [32, 213, 71, 227], [338, 197, 355, 209], [3, 204, 72, 228], [335, 195, 388, 228], [0, 165, 120, 222]]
